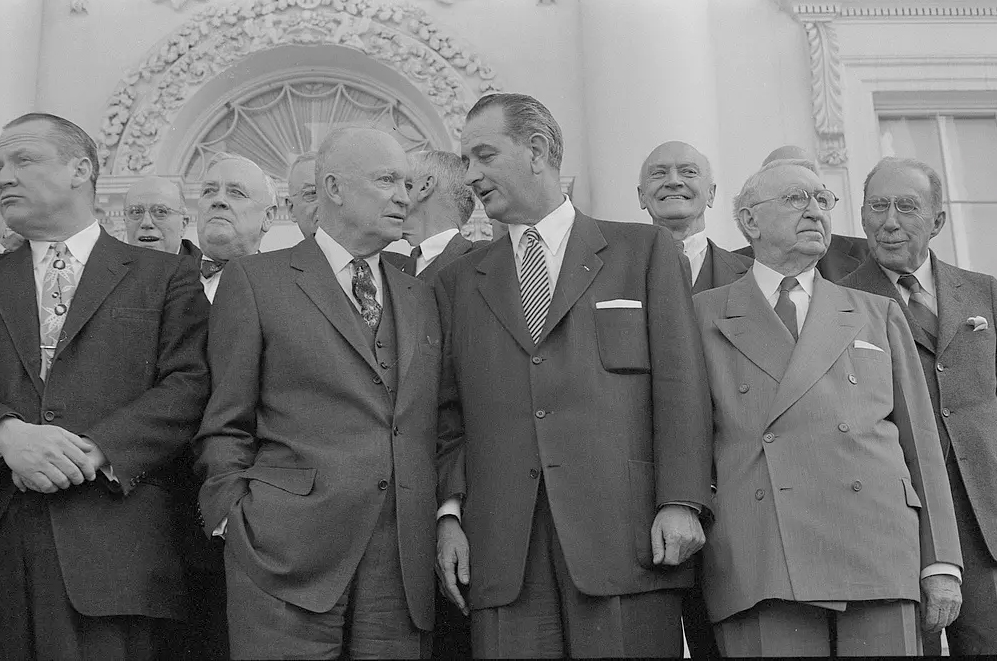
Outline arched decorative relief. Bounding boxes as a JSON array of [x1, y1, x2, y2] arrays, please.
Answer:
[[98, 0, 502, 175]]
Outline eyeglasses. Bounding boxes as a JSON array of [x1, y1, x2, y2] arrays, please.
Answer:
[[747, 187, 838, 211], [864, 196, 922, 215], [124, 204, 185, 222]]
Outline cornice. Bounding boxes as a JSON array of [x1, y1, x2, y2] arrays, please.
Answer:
[[778, 1, 997, 21]]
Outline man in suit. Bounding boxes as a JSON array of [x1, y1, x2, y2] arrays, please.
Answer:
[[196, 153, 276, 301], [638, 140, 752, 295], [734, 146, 869, 281], [285, 151, 319, 239], [840, 157, 997, 655], [694, 157, 962, 656], [392, 150, 481, 282], [0, 113, 210, 659], [195, 127, 440, 659], [435, 93, 713, 658]]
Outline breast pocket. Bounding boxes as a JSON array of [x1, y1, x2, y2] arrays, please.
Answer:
[[594, 307, 650, 373]]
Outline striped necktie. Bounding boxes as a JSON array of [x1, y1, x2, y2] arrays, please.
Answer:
[[519, 227, 550, 345]]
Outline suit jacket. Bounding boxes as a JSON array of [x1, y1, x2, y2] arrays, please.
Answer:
[[178, 238, 202, 263], [736, 234, 868, 281], [692, 239, 752, 294], [435, 211, 713, 609], [382, 233, 486, 282], [841, 254, 997, 562], [693, 272, 961, 622], [195, 238, 441, 628], [0, 230, 211, 619]]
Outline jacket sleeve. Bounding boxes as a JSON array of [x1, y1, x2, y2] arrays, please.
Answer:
[[434, 267, 467, 507]]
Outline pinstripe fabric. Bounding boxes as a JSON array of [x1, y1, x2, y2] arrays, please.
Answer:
[[519, 228, 550, 344]]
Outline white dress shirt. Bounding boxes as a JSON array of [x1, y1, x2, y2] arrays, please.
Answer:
[[682, 230, 710, 285], [751, 260, 815, 333], [507, 196, 576, 290], [314, 228, 383, 309], [415, 228, 460, 275], [200, 265, 222, 303], [881, 257, 938, 315]]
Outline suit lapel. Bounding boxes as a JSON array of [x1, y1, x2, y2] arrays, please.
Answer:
[[292, 239, 378, 371], [849, 257, 935, 353], [692, 242, 714, 294], [713, 275, 795, 382], [476, 235, 537, 355], [418, 234, 470, 282], [538, 212, 605, 345], [0, 245, 44, 394], [56, 231, 130, 360], [382, 264, 417, 384], [765, 276, 862, 428], [933, 254, 965, 357]]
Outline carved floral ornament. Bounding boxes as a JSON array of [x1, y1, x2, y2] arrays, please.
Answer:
[[98, 0, 502, 175]]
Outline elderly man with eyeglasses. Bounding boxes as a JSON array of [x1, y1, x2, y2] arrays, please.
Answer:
[[840, 157, 997, 655], [285, 152, 319, 239], [691, 157, 962, 656], [123, 176, 200, 259]]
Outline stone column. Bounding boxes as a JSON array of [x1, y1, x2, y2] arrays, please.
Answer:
[[0, 0, 44, 126]]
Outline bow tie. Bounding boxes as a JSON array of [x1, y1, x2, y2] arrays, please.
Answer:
[[200, 259, 225, 280]]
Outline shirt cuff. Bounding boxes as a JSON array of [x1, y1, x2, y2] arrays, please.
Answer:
[[660, 500, 703, 514], [436, 497, 462, 522], [212, 517, 228, 538], [921, 562, 962, 583]]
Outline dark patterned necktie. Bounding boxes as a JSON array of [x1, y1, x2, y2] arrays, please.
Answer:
[[774, 276, 799, 341], [897, 273, 938, 343], [200, 259, 225, 280], [352, 258, 382, 331]]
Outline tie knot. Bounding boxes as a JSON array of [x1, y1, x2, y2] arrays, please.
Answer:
[[410, 245, 423, 261], [524, 227, 541, 247], [897, 273, 922, 295], [51, 241, 68, 256], [674, 239, 686, 256], [779, 276, 799, 294], [352, 257, 372, 276]]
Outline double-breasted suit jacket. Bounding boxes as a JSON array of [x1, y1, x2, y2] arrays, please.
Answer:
[[435, 211, 713, 610], [693, 271, 962, 622], [195, 237, 441, 630], [0, 230, 211, 620]]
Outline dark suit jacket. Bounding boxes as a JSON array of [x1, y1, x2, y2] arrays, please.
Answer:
[[0, 230, 211, 619], [195, 238, 441, 629], [435, 211, 713, 609], [693, 272, 961, 621], [382, 233, 486, 282], [692, 239, 752, 294], [841, 254, 997, 562], [736, 234, 869, 281], [178, 238, 203, 263]]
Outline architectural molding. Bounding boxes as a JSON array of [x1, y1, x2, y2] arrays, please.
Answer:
[[780, 2, 997, 20], [804, 17, 846, 165], [98, 0, 502, 175]]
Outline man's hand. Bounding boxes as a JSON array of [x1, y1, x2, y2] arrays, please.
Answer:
[[652, 504, 705, 566], [921, 574, 962, 634], [436, 515, 470, 615], [0, 418, 96, 493]]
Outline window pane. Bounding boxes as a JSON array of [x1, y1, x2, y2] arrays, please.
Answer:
[[943, 117, 997, 202], [951, 202, 997, 277]]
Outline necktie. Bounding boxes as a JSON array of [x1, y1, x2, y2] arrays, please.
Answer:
[[352, 258, 382, 331], [774, 276, 799, 341], [897, 273, 938, 343], [408, 245, 423, 275], [39, 242, 83, 379], [676, 239, 693, 285], [519, 227, 551, 344], [200, 259, 225, 280]]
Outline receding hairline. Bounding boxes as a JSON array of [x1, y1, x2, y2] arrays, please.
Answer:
[[639, 140, 714, 186], [317, 127, 406, 176], [125, 176, 186, 207]]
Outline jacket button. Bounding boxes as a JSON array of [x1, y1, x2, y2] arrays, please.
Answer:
[[378, 479, 389, 490], [529, 468, 539, 479], [739, 384, 749, 393], [380, 361, 389, 369], [852, 480, 862, 492], [535, 409, 546, 419], [373, 376, 382, 385], [848, 374, 857, 385], [942, 407, 951, 417], [43, 410, 56, 422], [838, 423, 849, 432], [936, 362, 944, 372], [531, 356, 543, 365], [755, 489, 765, 500], [376, 340, 384, 348], [763, 432, 775, 443], [392, 426, 400, 436]]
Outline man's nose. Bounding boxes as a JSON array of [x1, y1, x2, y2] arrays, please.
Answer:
[[664, 169, 683, 187], [210, 198, 230, 210], [394, 182, 410, 209], [882, 202, 902, 229], [140, 211, 156, 229], [463, 165, 481, 187]]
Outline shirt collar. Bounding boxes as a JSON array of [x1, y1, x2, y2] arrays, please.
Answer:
[[314, 227, 380, 276], [683, 230, 709, 260], [30, 220, 101, 270], [507, 196, 575, 255], [751, 259, 815, 299], [418, 228, 460, 262], [881, 256, 935, 298]]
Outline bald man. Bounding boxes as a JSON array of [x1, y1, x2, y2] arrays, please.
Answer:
[[735, 146, 869, 280], [195, 128, 440, 659], [123, 176, 200, 260]]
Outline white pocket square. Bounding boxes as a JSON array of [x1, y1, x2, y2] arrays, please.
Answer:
[[967, 316, 989, 331], [854, 339, 884, 352], [596, 299, 642, 309]]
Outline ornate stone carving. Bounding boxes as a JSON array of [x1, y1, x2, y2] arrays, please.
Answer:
[[804, 19, 846, 166], [100, 0, 502, 175], [70, 0, 90, 14], [153, 0, 210, 10]]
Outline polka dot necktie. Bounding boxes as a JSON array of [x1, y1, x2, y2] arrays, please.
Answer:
[[39, 242, 83, 380]]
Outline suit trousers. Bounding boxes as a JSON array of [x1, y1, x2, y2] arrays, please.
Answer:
[[225, 484, 429, 660], [470, 479, 684, 658], [923, 454, 997, 656], [0, 489, 174, 661], [714, 598, 919, 657]]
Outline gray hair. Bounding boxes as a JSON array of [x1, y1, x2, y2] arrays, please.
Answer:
[[205, 152, 278, 207], [409, 150, 476, 225], [863, 157, 944, 214], [287, 151, 317, 180], [732, 158, 819, 241], [467, 93, 564, 171]]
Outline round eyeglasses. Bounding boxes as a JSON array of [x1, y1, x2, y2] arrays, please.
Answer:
[[864, 196, 922, 215], [124, 204, 185, 223], [747, 188, 839, 212]]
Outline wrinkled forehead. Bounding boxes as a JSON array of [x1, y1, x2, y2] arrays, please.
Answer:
[[644, 142, 710, 175], [460, 107, 509, 154], [866, 165, 932, 201], [0, 121, 61, 154], [758, 163, 823, 197], [204, 159, 270, 198], [125, 178, 184, 207]]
